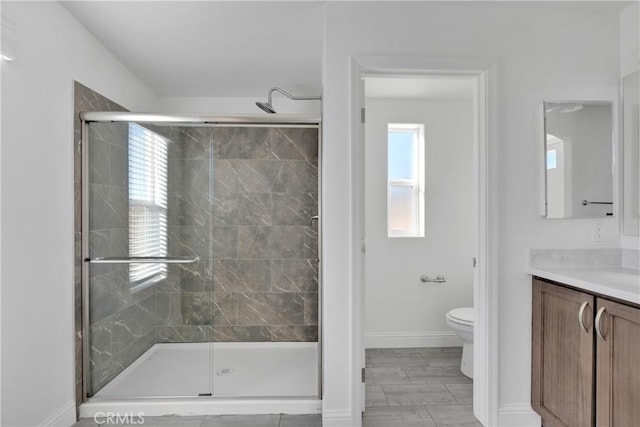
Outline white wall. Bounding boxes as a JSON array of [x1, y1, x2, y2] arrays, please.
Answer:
[[322, 2, 620, 425], [620, 2, 639, 78], [364, 98, 474, 348], [0, 2, 154, 426]]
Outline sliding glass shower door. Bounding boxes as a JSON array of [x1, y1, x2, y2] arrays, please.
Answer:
[[83, 118, 320, 400], [85, 122, 214, 398], [208, 127, 320, 398]]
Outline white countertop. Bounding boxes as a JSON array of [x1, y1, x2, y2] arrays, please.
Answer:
[[528, 266, 640, 305]]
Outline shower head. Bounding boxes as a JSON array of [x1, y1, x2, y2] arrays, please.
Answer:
[[255, 87, 321, 113], [256, 101, 276, 114]]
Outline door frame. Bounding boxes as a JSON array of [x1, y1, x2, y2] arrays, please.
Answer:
[[349, 56, 499, 426]]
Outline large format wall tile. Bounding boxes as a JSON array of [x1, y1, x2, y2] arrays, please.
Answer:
[[237, 293, 304, 326], [213, 193, 272, 226], [272, 193, 317, 226], [212, 325, 271, 342], [212, 227, 238, 259], [177, 260, 213, 293], [212, 292, 238, 326], [213, 127, 270, 160], [237, 226, 305, 259], [212, 160, 239, 194], [156, 325, 212, 343], [268, 325, 318, 342], [271, 259, 318, 293], [180, 292, 213, 325], [213, 259, 271, 293], [271, 128, 319, 161]]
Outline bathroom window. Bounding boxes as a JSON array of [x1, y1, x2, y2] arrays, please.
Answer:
[[387, 123, 425, 237], [128, 123, 168, 284]]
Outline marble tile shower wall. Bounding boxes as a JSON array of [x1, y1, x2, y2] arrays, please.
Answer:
[[155, 126, 214, 342], [156, 127, 320, 343], [75, 82, 129, 402]]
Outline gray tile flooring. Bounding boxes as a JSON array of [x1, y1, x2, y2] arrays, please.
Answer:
[[73, 347, 479, 427], [364, 347, 481, 427]]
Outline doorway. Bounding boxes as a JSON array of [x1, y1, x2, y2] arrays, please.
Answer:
[[362, 75, 478, 424], [350, 57, 498, 427]]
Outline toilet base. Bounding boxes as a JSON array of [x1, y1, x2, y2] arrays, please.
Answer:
[[460, 341, 473, 379]]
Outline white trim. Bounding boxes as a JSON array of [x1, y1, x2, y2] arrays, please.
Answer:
[[39, 401, 76, 427], [498, 404, 542, 427], [622, 235, 640, 249], [365, 331, 462, 348], [350, 55, 499, 427], [350, 57, 367, 427], [80, 399, 321, 418], [322, 409, 356, 427]]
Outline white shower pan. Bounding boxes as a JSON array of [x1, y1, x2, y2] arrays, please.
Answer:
[[80, 342, 321, 417]]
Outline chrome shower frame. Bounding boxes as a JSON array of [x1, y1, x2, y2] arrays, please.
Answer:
[[80, 112, 323, 402]]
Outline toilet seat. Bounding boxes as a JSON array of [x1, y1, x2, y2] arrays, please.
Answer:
[[447, 307, 473, 326]]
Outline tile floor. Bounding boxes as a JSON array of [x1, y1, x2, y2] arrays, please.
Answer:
[[364, 347, 480, 427], [73, 347, 479, 427]]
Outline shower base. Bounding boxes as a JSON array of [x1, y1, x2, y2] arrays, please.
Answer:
[[80, 342, 321, 417]]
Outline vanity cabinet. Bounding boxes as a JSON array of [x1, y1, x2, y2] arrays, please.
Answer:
[[531, 278, 640, 427], [595, 298, 640, 426]]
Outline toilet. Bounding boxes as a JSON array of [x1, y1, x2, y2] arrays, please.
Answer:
[[446, 307, 474, 379]]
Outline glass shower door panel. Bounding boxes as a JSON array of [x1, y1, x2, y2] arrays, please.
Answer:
[[86, 122, 214, 398], [210, 126, 320, 398]]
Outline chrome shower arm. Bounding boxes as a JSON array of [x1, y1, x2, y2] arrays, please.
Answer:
[[267, 87, 322, 103]]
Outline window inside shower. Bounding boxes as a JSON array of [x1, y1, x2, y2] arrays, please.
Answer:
[[128, 123, 169, 286], [83, 119, 320, 400]]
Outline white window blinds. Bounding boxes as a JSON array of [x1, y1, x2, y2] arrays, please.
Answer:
[[128, 123, 168, 283]]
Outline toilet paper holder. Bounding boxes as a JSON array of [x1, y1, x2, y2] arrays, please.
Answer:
[[420, 274, 446, 283]]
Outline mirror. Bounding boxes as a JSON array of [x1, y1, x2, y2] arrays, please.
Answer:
[[623, 70, 640, 236], [544, 101, 614, 219]]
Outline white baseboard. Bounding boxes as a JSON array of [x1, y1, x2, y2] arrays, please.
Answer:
[[498, 404, 541, 427], [365, 331, 462, 348], [322, 409, 358, 427], [39, 401, 76, 427]]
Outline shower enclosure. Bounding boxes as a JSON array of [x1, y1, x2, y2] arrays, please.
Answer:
[[80, 112, 321, 415]]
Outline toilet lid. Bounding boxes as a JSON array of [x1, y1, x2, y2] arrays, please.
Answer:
[[448, 307, 473, 325]]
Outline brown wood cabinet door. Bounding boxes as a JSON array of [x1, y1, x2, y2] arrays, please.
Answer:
[[595, 298, 640, 427], [532, 279, 595, 427]]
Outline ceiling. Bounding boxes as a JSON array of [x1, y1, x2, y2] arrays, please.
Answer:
[[62, 1, 324, 98], [62, 1, 630, 100], [365, 77, 475, 100]]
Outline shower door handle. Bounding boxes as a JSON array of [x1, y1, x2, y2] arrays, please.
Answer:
[[310, 215, 319, 226], [86, 256, 200, 264]]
